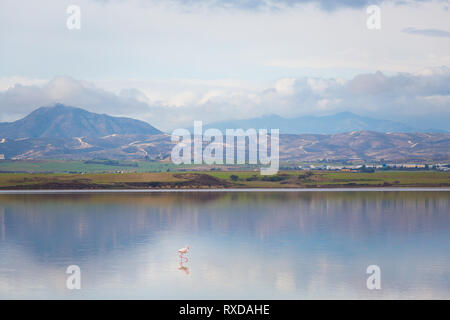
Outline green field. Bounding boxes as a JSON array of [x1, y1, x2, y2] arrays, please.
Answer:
[[0, 170, 448, 189], [206, 171, 450, 188], [0, 160, 263, 173], [0, 160, 178, 173]]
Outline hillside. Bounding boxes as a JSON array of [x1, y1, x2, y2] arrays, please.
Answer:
[[0, 104, 161, 139], [203, 112, 426, 134], [0, 106, 449, 162]]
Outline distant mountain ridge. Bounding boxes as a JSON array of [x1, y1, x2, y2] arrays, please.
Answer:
[[204, 112, 443, 134], [0, 104, 161, 139], [0, 106, 449, 162], [0, 130, 449, 162]]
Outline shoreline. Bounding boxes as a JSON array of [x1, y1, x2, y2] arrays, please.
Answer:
[[1, 187, 450, 194], [1, 171, 448, 191]]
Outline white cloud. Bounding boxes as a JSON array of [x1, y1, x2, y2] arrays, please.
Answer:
[[0, 77, 47, 91], [275, 78, 296, 95], [0, 67, 449, 131], [0, 76, 151, 123]]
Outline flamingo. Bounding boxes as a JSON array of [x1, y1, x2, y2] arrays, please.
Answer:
[[177, 245, 190, 262]]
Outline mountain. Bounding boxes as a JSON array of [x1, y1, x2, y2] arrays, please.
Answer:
[[0, 130, 449, 162], [0, 106, 449, 162], [278, 131, 450, 162], [204, 112, 421, 134], [0, 104, 161, 139]]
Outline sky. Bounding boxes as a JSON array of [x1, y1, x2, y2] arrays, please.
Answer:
[[0, 0, 449, 131]]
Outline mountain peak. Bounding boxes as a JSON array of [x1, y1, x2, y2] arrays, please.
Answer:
[[0, 105, 162, 139], [332, 111, 359, 118], [32, 104, 96, 115], [205, 111, 417, 134]]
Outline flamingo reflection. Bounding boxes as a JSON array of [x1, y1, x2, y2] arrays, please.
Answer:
[[177, 245, 190, 275], [178, 262, 190, 275]]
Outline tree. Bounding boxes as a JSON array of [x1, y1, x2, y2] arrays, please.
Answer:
[[230, 175, 239, 181]]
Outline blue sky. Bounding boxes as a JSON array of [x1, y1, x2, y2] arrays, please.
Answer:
[[0, 0, 449, 130]]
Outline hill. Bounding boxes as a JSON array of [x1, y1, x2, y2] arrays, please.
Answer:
[[0, 104, 162, 139], [204, 112, 429, 134], [0, 106, 449, 162]]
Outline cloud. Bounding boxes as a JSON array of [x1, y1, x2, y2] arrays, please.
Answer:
[[166, 0, 438, 11], [0, 76, 151, 123], [1, 67, 449, 131], [403, 27, 450, 38], [156, 66, 450, 130]]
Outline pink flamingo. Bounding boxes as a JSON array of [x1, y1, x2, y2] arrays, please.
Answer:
[[177, 245, 190, 262]]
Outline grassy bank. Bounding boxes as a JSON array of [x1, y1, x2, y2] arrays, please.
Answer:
[[0, 160, 177, 173], [0, 171, 449, 190]]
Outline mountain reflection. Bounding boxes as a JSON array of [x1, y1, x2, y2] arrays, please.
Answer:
[[0, 191, 449, 299], [0, 191, 449, 260]]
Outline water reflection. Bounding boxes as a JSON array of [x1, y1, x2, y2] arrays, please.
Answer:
[[178, 261, 190, 276], [0, 191, 449, 299]]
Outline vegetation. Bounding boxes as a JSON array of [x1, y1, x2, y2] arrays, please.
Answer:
[[0, 171, 448, 190], [0, 160, 178, 173]]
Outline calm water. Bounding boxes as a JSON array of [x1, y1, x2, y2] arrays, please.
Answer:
[[0, 190, 449, 299]]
